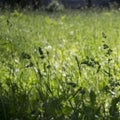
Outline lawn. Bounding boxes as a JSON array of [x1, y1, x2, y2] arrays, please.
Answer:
[[0, 9, 120, 120]]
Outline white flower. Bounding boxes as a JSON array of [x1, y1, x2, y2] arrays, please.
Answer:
[[45, 45, 52, 50], [15, 68, 19, 72], [62, 73, 66, 77], [70, 31, 74, 35], [54, 62, 59, 69]]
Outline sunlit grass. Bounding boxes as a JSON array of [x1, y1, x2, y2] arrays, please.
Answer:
[[0, 9, 120, 120]]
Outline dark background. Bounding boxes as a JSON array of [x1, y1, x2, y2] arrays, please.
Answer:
[[0, 0, 120, 9]]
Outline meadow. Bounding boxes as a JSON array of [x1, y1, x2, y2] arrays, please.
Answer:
[[0, 9, 120, 120]]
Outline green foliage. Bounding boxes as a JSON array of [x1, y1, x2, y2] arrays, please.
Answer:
[[46, 0, 64, 12], [0, 9, 120, 120], [1, 0, 48, 9]]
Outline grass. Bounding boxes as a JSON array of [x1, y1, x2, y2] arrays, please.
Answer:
[[0, 9, 120, 120]]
